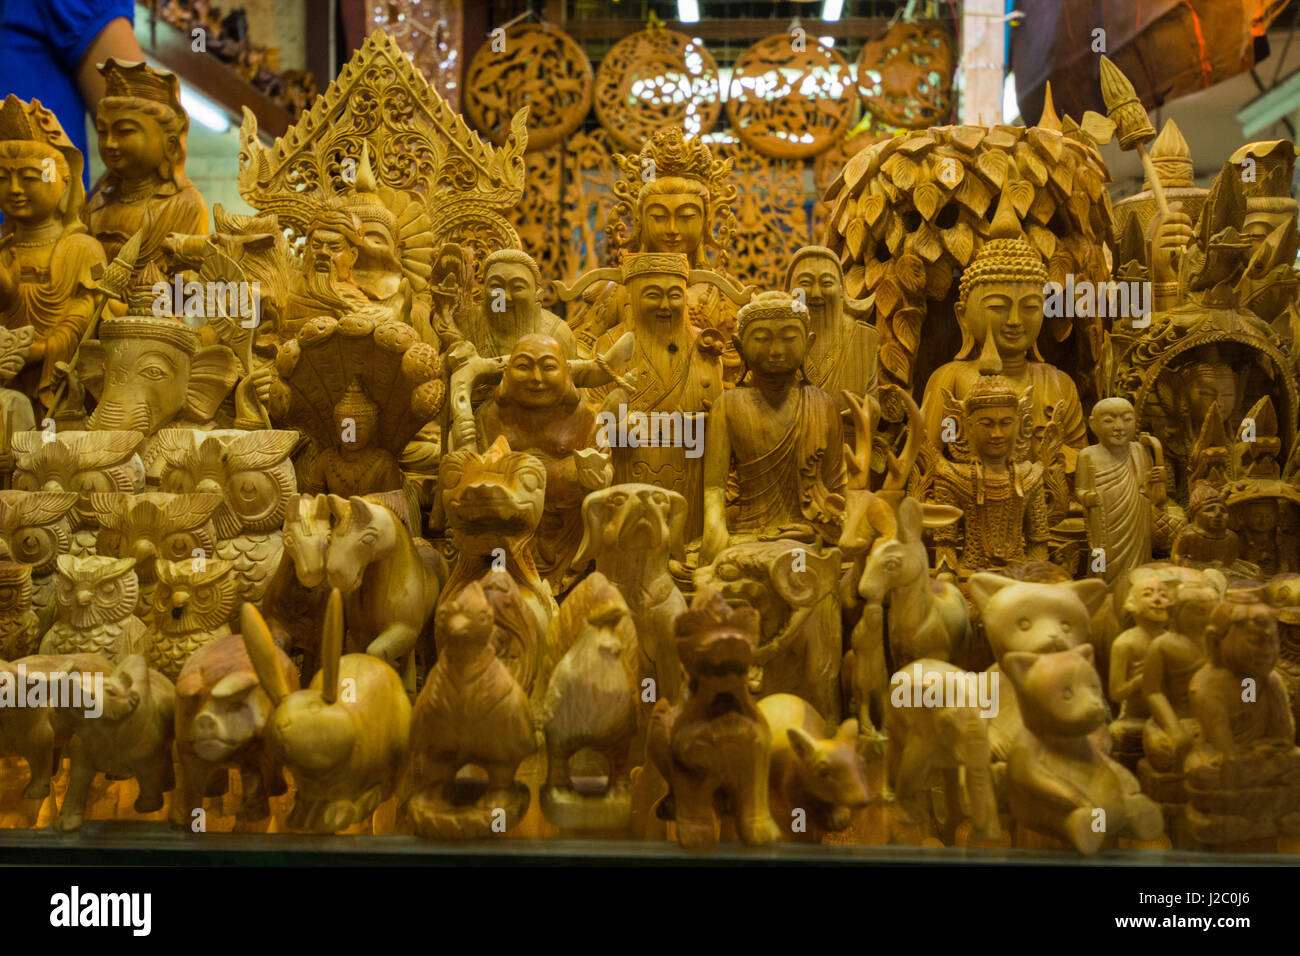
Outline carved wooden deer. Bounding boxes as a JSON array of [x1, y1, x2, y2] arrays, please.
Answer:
[[838, 387, 962, 739]]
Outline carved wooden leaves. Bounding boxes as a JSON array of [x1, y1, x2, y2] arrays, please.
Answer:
[[463, 22, 593, 152], [726, 34, 855, 160], [822, 123, 1117, 396], [595, 27, 721, 153], [856, 23, 955, 129]]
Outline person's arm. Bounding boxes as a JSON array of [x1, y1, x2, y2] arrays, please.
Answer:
[[74, 16, 146, 112]]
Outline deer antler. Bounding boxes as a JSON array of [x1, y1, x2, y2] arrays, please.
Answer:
[[842, 389, 876, 491], [880, 384, 925, 492]]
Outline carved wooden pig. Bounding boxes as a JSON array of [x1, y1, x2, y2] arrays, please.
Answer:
[[53, 654, 177, 831], [757, 693, 869, 839], [171, 632, 300, 827]]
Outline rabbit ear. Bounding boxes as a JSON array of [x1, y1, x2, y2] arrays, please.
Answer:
[[321, 587, 344, 704], [239, 602, 290, 706]]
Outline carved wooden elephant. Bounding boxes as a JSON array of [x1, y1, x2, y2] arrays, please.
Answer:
[[885, 659, 1002, 844]]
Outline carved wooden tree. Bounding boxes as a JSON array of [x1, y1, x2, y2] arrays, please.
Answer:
[[820, 111, 1117, 408]]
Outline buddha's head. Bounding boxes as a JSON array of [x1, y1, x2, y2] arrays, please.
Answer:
[[735, 291, 811, 378], [1088, 397, 1137, 450], [0, 95, 82, 229], [339, 145, 402, 277], [962, 374, 1021, 464], [482, 250, 543, 334], [1178, 348, 1239, 431], [623, 253, 690, 330], [334, 378, 378, 451], [500, 334, 574, 411], [95, 59, 189, 186], [956, 191, 1048, 373]]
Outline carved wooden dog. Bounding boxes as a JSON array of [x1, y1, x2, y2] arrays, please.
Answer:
[[648, 588, 782, 849], [572, 483, 688, 703], [435, 436, 556, 694]]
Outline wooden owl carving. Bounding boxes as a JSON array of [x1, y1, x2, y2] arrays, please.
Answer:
[[147, 556, 239, 680], [155, 429, 299, 537], [0, 490, 79, 577], [155, 429, 299, 604], [0, 560, 38, 659], [89, 492, 223, 590], [39, 554, 146, 662], [11, 430, 146, 528]]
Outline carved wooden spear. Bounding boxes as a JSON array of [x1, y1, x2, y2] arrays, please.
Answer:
[[1099, 55, 1169, 217]]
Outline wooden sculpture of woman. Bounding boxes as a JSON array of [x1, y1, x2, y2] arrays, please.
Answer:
[[569, 127, 743, 378], [83, 59, 208, 274], [920, 189, 1086, 470], [930, 374, 1050, 579], [0, 96, 106, 414]]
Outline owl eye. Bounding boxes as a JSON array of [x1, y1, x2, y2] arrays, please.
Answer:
[[0, 588, 14, 603], [166, 535, 198, 560], [98, 581, 119, 599], [194, 586, 214, 607], [11, 529, 52, 565], [73, 473, 111, 495]]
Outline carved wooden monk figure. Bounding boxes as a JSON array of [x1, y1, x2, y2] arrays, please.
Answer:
[[1076, 398, 1182, 585], [457, 251, 575, 360], [570, 128, 742, 378], [0, 96, 106, 414], [930, 374, 1049, 579], [475, 334, 611, 593], [921, 190, 1086, 469], [83, 60, 208, 273], [783, 245, 878, 414], [702, 291, 845, 565]]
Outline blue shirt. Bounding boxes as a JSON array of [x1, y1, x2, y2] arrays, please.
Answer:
[[0, 0, 136, 187]]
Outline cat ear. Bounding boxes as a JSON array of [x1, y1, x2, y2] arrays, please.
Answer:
[[968, 572, 1014, 613], [1071, 643, 1096, 666], [1001, 652, 1037, 689], [1067, 579, 1109, 617]]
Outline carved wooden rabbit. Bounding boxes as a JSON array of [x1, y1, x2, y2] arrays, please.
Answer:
[[239, 591, 411, 833], [171, 632, 300, 827], [53, 654, 177, 831]]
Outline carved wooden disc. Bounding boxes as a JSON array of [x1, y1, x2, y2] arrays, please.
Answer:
[[725, 34, 855, 160], [594, 27, 722, 153], [463, 21, 593, 152], [856, 22, 955, 129]]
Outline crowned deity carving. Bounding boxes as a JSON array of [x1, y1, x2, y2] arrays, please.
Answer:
[[1075, 398, 1184, 585], [83, 60, 208, 276], [0, 96, 108, 415], [701, 291, 845, 565], [927, 374, 1050, 579], [782, 245, 879, 416], [920, 189, 1086, 473], [568, 128, 744, 377]]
